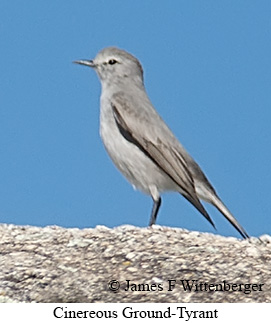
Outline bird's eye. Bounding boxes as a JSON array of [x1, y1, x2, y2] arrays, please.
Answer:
[[108, 59, 117, 65]]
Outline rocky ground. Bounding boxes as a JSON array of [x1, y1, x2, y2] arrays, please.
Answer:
[[0, 224, 270, 302]]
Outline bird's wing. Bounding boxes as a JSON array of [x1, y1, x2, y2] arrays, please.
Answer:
[[111, 91, 215, 228]]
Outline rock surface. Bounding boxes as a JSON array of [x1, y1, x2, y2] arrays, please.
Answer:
[[0, 224, 270, 303]]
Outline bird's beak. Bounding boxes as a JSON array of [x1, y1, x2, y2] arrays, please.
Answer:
[[73, 59, 95, 68]]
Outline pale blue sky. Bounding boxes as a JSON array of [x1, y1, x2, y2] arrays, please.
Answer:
[[1, 1, 270, 238]]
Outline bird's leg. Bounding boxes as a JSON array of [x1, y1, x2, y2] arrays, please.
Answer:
[[149, 197, 162, 226]]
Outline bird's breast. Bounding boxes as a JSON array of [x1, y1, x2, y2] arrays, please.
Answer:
[[99, 96, 178, 195]]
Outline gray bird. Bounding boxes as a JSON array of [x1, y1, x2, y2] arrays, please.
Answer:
[[74, 47, 249, 239]]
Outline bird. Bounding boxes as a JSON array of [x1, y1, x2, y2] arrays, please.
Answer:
[[74, 47, 249, 239]]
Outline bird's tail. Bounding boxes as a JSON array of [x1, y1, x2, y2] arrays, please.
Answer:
[[183, 193, 216, 230], [211, 194, 250, 239]]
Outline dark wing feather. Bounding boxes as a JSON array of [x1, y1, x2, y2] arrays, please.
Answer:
[[111, 91, 215, 228]]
